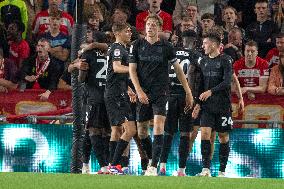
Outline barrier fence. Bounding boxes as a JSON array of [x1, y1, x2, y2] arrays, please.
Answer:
[[1, 90, 284, 128]]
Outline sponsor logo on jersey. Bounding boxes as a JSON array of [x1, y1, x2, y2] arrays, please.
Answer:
[[114, 49, 121, 57], [238, 69, 261, 77]]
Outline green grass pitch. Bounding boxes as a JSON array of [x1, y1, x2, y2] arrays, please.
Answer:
[[0, 173, 283, 189]]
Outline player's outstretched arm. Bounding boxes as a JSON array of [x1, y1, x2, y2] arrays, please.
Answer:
[[173, 61, 193, 111], [129, 63, 149, 104]]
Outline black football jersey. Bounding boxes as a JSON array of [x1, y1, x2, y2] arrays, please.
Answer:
[[81, 49, 107, 103], [169, 47, 202, 95], [105, 42, 129, 97], [199, 54, 233, 113], [82, 49, 107, 88], [129, 38, 177, 96]]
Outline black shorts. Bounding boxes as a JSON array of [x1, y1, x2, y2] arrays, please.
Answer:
[[86, 103, 110, 130], [136, 95, 167, 122], [200, 110, 233, 133], [164, 95, 192, 134], [105, 95, 135, 126]]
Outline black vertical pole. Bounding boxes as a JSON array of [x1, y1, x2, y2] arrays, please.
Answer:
[[70, 0, 87, 173]]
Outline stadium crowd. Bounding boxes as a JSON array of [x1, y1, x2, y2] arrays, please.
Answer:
[[0, 0, 284, 177], [0, 0, 284, 97]]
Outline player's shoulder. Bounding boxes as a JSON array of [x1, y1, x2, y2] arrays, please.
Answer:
[[199, 54, 209, 62], [190, 49, 203, 59], [175, 48, 201, 58], [108, 43, 126, 57], [82, 49, 94, 58], [109, 43, 125, 52], [160, 39, 173, 47], [130, 38, 147, 49], [219, 54, 233, 63], [174, 47, 186, 55]]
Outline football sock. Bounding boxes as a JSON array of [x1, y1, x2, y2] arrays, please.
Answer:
[[109, 141, 117, 163], [90, 135, 108, 167], [201, 140, 211, 169], [103, 136, 110, 163], [140, 136, 153, 159], [179, 135, 190, 168], [219, 142, 230, 172], [141, 158, 149, 170], [112, 139, 129, 166], [120, 156, 129, 168], [82, 130, 92, 163], [151, 135, 164, 168], [160, 133, 173, 163]]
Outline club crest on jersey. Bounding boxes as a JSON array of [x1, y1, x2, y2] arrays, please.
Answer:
[[114, 49, 121, 56]]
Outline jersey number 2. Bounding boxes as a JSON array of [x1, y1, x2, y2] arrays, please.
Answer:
[[96, 59, 107, 79], [221, 117, 233, 127]]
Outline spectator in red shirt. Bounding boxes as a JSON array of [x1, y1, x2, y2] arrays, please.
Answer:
[[136, 0, 172, 40], [265, 33, 284, 69], [7, 20, 30, 68], [32, 0, 74, 38], [234, 41, 269, 100]]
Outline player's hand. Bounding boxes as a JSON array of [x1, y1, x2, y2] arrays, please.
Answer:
[[192, 104, 201, 119], [184, 93, 193, 113], [74, 59, 88, 71], [25, 75, 37, 82], [128, 87, 137, 103], [137, 89, 149, 104], [275, 87, 283, 95], [170, 32, 179, 46], [199, 90, 212, 101], [238, 98, 244, 113], [224, 43, 238, 51], [39, 90, 51, 101], [247, 92, 255, 100]]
